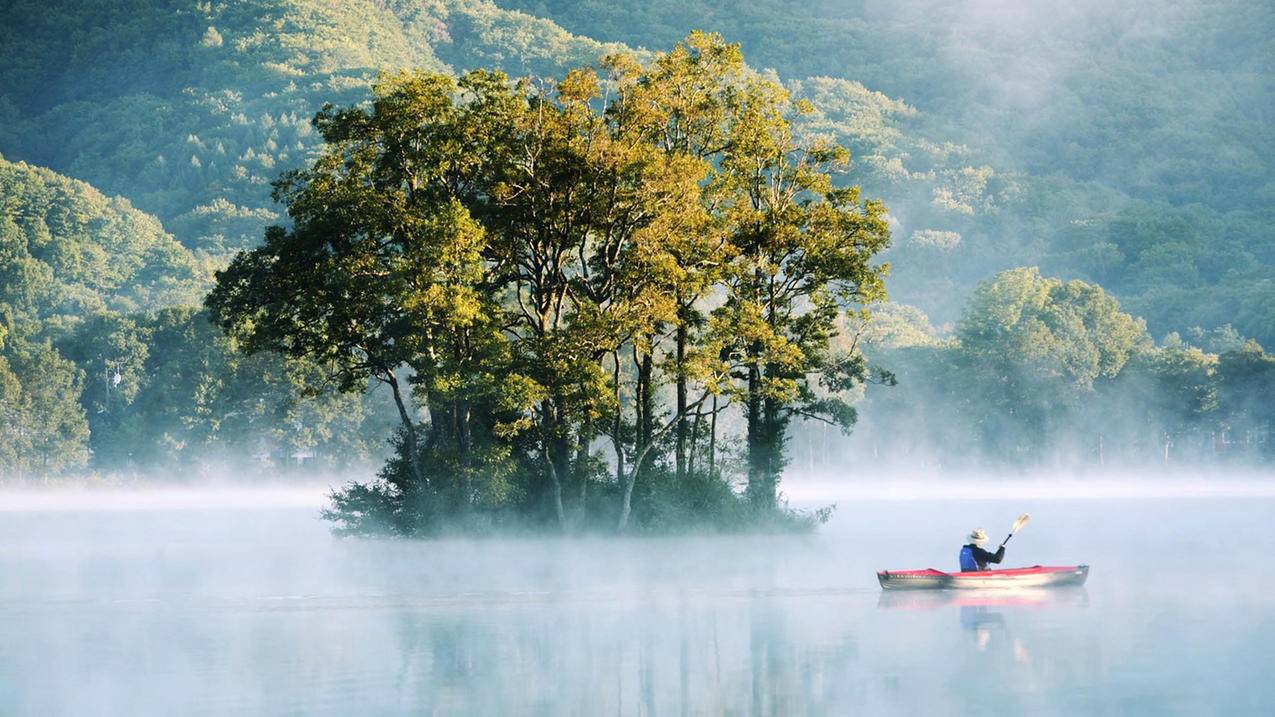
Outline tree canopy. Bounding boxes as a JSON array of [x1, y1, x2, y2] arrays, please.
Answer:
[[208, 34, 891, 533]]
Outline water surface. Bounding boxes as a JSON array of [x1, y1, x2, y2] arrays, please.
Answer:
[[1, 486, 1271, 715]]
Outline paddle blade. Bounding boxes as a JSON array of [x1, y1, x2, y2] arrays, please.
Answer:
[[1011, 512, 1031, 534]]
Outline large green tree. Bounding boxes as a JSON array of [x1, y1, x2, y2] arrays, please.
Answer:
[[210, 34, 892, 534], [208, 70, 528, 524], [954, 267, 1150, 459], [1216, 341, 1275, 456]]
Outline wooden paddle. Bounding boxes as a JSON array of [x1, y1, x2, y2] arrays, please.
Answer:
[[1000, 512, 1031, 547]]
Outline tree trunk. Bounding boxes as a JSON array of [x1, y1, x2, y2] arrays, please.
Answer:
[[620, 346, 655, 532], [543, 447, 567, 529], [749, 371, 788, 511], [575, 411, 593, 527], [620, 389, 710, 531], [618, 426, 661, 531], [636, 346, 655, 477], [675, 322, 687, 482], [745, 361, 765, 505], [385, 368, 425, 490], [687, 408, 703, 478], [708, 394, 718, 475], [618, 466, 636, 531], [539, 400, 568, 530], [613, 350, 625, 483]]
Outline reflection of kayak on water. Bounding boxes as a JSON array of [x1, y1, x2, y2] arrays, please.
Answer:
[[877, 585, 1089, 610], [876, 565, 1089, 591]]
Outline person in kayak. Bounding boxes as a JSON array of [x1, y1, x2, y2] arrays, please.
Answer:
[[959, 528, 1005, 572]]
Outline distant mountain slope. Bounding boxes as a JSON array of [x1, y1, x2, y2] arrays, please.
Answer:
[[0, 0, 618, 253], [0, 153, 208, 322], [498, 0, 1275, 210]]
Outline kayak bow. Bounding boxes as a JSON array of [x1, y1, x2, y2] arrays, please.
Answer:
[[877, 565, 1089, 591]]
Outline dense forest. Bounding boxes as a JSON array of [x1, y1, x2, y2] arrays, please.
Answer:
[[0, 1, 1272, 526]]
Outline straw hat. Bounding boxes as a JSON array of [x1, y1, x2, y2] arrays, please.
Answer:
[[967, 528, 988, 546]]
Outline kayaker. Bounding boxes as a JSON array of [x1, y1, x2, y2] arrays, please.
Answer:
[[959, 528, 1005, 572]]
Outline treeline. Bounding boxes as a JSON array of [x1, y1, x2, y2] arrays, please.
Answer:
[[207, 34, 891, 534], [836, 268, 1275, 469], [0, 308, 397, 480], [0, 154, 395, 479]]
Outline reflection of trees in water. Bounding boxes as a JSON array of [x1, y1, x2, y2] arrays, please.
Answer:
[[382, 596, 861, 714], [745, 601, 861, 716]]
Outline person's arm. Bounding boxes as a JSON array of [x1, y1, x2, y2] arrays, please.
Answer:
[[974, 545, 1005, 565]]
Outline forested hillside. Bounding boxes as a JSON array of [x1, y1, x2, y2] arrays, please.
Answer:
[[0, 153, 209, 321], [0, 0, 617, 253], [502, 1, 1273, 199], [499, 0, 1275, 345], [5, 1, 1270, 342]]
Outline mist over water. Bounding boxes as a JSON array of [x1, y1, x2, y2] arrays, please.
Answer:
[[3, 476, 1273, 715]]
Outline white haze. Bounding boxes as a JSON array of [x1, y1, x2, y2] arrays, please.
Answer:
[[5, 470, 1275, 514], [0, 483, 331, 512]]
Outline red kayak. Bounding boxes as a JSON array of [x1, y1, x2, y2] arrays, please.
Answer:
[[877, 565, 1089, 591]]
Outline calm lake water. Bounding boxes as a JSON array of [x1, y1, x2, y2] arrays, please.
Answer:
[[1, 484, 1272, 715]]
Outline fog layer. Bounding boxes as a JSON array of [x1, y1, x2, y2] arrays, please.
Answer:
[[3, 478, 1273, 715]]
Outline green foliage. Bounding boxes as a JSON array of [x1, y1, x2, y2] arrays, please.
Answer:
[[1215, 341, 1275, 454], [502, 0, 1273, 202], [952, 268, 1150, 457], [0, 150, 391, 478], [856, 282, 1275, 466], [0, 154, 209, 321], [851, 302, 944, 351], [212, 35, 888, 534], [1111, 347, 1218, 444], [958, 267, 1150, 389], [0, 0, 615, 255], [0, 332, 89, 478], [54, 307, 396, 472]]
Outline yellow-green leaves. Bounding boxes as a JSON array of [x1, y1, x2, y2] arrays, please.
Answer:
[[214, 32, 896, 530]]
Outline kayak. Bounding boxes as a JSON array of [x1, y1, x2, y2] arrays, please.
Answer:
[[877, 565, 1089, 591]]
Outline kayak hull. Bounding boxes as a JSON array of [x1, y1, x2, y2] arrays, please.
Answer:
[[877, 565, 1089, 591]]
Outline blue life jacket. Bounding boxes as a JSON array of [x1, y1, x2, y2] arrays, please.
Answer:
[[959, 545, 978, 572]]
